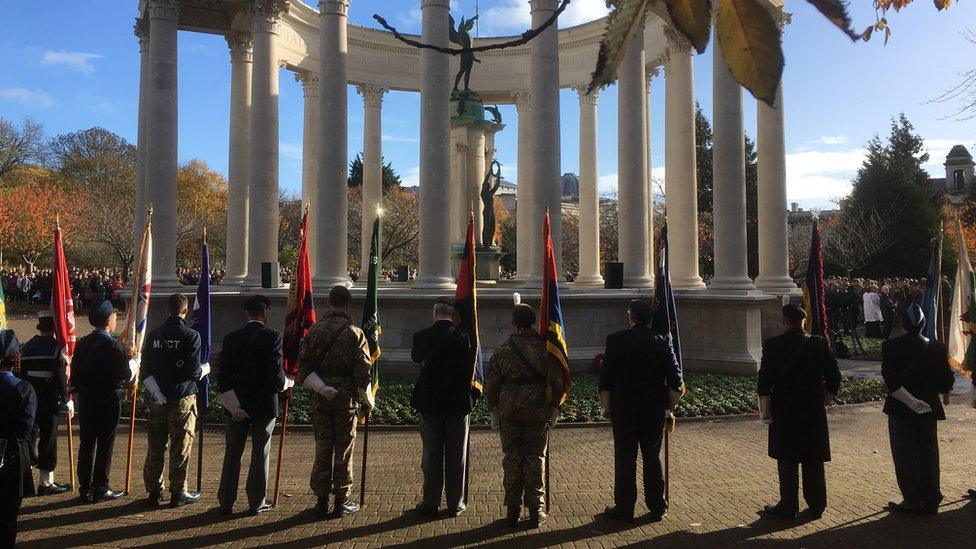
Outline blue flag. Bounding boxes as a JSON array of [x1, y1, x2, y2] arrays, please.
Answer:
[[651, 226, 682, 377], [190, 237, 212, 409], [921, 238, 939, 340]]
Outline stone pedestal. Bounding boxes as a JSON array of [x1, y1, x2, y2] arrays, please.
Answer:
[[450, 245, 504, 282]]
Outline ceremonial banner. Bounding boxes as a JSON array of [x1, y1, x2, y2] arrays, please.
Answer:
[[51, 218, 78, 488], [921, 238, 940, 341], [122, 209, 153, 359], [651, 225, 682, 376], [190, 233, 212, 409], [802, 219, 829, 341], [455, 215, 483, 399], [948, 218, 976, 375], [283, 210, 316, 381], [540, 209, 570, 405], [362, 217, 382, 399]]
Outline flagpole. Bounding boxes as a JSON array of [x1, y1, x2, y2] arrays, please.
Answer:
[[273, 397, 288, 507], [197, 227, 207, 494], [360, 209, 382, 505], [125, 205, 152, 495], [56, 214, 78, 491]]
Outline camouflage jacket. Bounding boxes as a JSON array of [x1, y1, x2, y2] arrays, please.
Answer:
[[485, 328, 564, 423], [298, 310, 371, 410]]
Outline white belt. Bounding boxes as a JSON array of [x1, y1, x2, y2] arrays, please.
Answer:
[[27, 372, 56, 379]]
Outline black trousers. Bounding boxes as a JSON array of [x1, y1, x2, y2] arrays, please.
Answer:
[[888, 414, 942, 509], [612, 416, 666, 514], [777, 460, 826, 513], [0, 496, 22, 549], [76, 391, 121, 494], [217, 416, 275, 510], [28, 379, 60, 473]]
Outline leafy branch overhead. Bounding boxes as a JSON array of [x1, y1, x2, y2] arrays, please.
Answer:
[[589, 0, 959, 106]]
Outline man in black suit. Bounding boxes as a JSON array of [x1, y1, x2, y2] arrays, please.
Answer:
[[71, 300, 132, 503], [410, 297, 474, 518], [757, 304, 841, 520], [882, 303, 955, 515], [599, 299, 681, 523], [0, 330, 37, 547], [216, 295, 291, 516]]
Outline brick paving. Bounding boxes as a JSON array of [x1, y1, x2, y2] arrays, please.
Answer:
[[15, 402, 976, 548]]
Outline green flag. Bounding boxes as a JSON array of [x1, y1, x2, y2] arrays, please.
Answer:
[[361, 216, 381, 398]]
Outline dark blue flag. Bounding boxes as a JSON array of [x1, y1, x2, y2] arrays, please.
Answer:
[[651, 226, 682, 377], [190, 236, 211, 409]]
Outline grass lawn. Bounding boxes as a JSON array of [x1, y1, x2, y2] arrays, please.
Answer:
[[835, 333, 884, 361]]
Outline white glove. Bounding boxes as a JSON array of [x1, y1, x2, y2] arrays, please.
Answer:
[[892, 387, 932, 415], [490, 412, 501, 430], [230, 409, 250, 422], [283, 375, 295, 391], [65, 400, 75, 419], [216, 389, 250, 421], [143, 375, 167, 406], [302, 372, 336, 400], [599, 390, 611, 420], [197, 363, 211, 381], [322, 385, 338, 401], [548, 408, 560, 428], [758, 395, 773, 424], [128, 357, 141, 383], [357, 388, 374, 417]]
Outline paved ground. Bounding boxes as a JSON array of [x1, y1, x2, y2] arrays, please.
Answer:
[[14, 401, 976, 548]]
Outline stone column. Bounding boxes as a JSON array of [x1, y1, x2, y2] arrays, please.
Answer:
[[415, 0, 454, 288], [528, 0, 561, 286], [513, 89, 534, 281], [575, 86, 602, 286], [357, 84, 387, 276], [664, 28, 705, 289], [316, 0, 351, 287], [224, 31, 253, 286], [467, 128, 486, 246], [452, 138, 469, 243], [297, 71, 320, 277], [645, 67, 657, 275], [144, 0, 180, 288], [244, 0, 287, 288], [134, 17, 149, 244], [710, 31, 755, 291], [617, 21, 653, 288]]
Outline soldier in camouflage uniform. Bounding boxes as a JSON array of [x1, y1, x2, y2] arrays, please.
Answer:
[[299, 285, 372, 518], [485, 303, 564, 528]]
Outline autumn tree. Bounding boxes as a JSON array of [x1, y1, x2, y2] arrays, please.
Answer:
[[176, 159, 228, 267], [0, 118, 47, 182], [0, 182, 81, 270], [822, 207, 899, 278], [49, 127, 136, 191]]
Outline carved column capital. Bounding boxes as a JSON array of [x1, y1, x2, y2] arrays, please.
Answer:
[[512, 89, 533, 112], [318, 0, 349, 16], [574, 85, 598, 106], [454, 142, 469, 154], [356, 84, 388, 108], [663, 25, 692, 64], [295, 70, 319, 96], [775, 10, 793, 29], [134, 17, 150, 51], [645, 66, 660, 88], [278, 59, 289, 69], [251, 0, 290, 33], [226, 31, 253, 63], [145, 0, 180, 21]]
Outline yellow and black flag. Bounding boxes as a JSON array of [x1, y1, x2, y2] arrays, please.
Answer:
[[455, 214, 484, 399], [540, 209, 570, 405]]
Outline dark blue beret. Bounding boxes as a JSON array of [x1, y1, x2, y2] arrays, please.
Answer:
[[783, 304, 807, 321], [0, 329, 21, 358], [244, 295, 272, 312], [89, 300, 116, 327]]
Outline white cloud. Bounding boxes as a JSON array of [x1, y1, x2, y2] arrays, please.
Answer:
[[402, 165, 421, 187], [0, 87, 54, 108], [382, 134, 420, 144], [560, 0, 610, 27], [480, 0, 531, 35], [818, 135, 849, 145], [280, 142, 303, 162], [785, 148, 864, 202], [40, 50, 103, 75], [598, 173, 617, 195]]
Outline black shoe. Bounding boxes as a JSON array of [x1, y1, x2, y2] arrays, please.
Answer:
[[171, 491, 201, 508], [414, 502, 439, 518], [249, 501, 274, 516], [886, 501, 916, 514], [334, 498, 360, 517], [648, 508, 668, 522], [38, 482, 71, 496], [217, 506, 234, 516], [760, 504, 797, 520], [78, 490, 93, 504], [92, 488, 124, 502], [449, 503, 467, 517], [966, 489, 976, 500], [528, 507, 548, 528], [602, 505, 635, 523], [806, 508, 825, 520], [313, 496, 331, 518], [147, 490, 162, 507], [506, 505, 521, 527]]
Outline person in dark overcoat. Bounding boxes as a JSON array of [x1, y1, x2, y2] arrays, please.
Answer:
[[0, 330, 37, 548], [882, 304, 955, 515], [757, 304, 841, 520]]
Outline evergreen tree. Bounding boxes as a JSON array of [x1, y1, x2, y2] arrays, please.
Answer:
[[846, 113, 940, 276]]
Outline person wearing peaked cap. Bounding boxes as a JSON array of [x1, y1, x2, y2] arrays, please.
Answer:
[[71, 298, 131, 504], [882, 303, 955, 515], [757, 304, 841, 521], [216, 294, 287, 516], [20, 311, 72, 495], [0, 329, 37, 547]]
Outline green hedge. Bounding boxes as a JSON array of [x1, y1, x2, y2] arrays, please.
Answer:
[[127, 373, 888, 425]]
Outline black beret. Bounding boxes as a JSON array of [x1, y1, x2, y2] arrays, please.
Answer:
[[628, 299, 653, 322], [512, 303, 536, 327], [37, 310, 56, 332], [88, 300, 116, 327], [0, 329, 21, 358], [244, 294, 272, 312], [783, 304, 807, 321], [329, 285, 352, 303]]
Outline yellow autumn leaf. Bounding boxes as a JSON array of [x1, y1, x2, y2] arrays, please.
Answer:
[[587, 0, 651, 93], [716, 0, 783, 106], [666, 0, 712, 53]]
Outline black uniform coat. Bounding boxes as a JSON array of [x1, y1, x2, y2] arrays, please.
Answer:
[[20, 335, 67, 410], [410, 319, 475, 416], [598, 324, 681, 421], [0, 371, 37, 499], [757, 329, 841, 462], [881, 333, 955, 420], [141, 316, 202, 400], [216, 321, 286, 422], [71, 331, 130, 396]]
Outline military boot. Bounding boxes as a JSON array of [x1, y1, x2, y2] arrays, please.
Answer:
[[506, 505, 520, 527], [314, 496, 331, 518], [334, 497, 361, 517], [528, 507, 548, 528], [146, 490, 163, 507]]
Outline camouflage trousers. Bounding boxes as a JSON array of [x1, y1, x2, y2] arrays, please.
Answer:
[[144, 395, 197, 495], [498, 420, 549, 508], [310, 399, 358, 499]]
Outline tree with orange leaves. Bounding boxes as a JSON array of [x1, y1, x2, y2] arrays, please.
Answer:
[[0, 182, 81, 270]]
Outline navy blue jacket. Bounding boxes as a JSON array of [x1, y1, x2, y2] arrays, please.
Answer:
[[71, 331, 130, 395], [217, 321, 286, 421], [882, 333, 955, 420], [141, 316, 202, 401], [21, 335, 68, 405], [0, 370, 37, 499], [599, 324, 681, 421], [410, 320, 475, 416]]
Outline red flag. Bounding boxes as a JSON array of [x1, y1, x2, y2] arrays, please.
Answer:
[[540, 209, 569, 404], [283, 210, 316, 380], [454, 215, 483, 397], [51, 221, 77, 383]]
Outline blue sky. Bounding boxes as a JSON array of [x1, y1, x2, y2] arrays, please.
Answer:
[[1, 0, 974, 209]]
